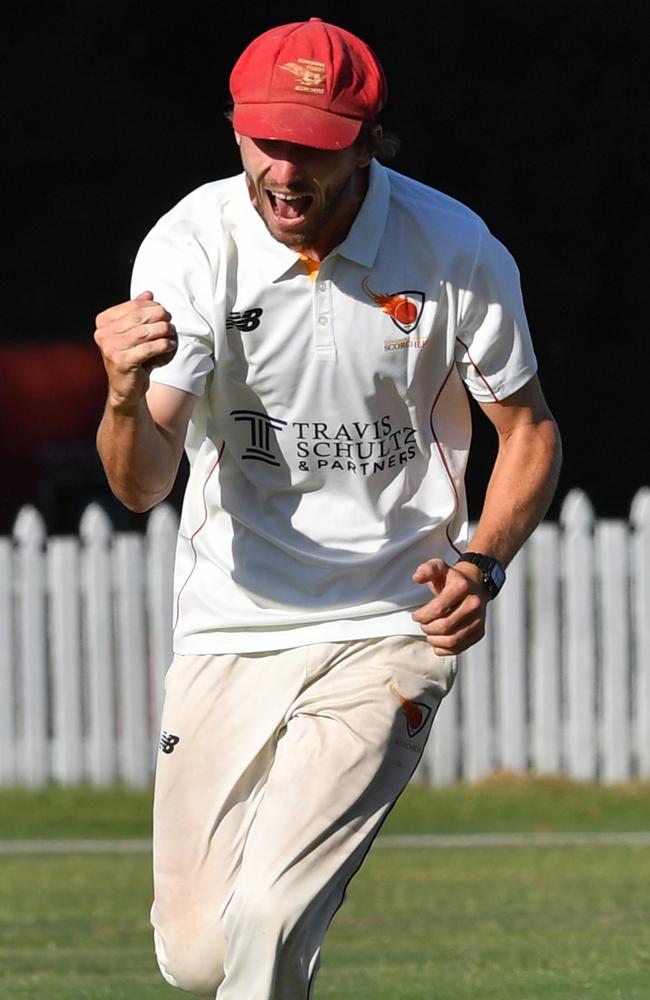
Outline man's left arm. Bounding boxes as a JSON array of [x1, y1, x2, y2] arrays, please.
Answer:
[[412, 374, 562, 655]]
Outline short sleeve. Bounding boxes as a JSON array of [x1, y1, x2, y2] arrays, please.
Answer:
[[454, 229, 538, 402], [131, 222, 218, 398]]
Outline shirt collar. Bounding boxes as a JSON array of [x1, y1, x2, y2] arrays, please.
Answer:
[[333, 159, 390, 269], [231, 158, 391, 282]]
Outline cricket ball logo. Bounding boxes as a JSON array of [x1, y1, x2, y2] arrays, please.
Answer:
[[362, 278, 425, 334], [389, 681, 431, 738]]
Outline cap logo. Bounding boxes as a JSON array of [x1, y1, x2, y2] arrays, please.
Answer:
[[279, 58, 327, 94]]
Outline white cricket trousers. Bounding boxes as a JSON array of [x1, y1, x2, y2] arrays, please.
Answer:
[[152, 634, 456, 999]]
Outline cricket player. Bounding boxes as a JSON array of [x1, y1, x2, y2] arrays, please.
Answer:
[[94, 17, 561, 999]]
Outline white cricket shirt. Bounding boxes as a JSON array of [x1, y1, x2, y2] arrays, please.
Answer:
[[133, 160, 537, 652]]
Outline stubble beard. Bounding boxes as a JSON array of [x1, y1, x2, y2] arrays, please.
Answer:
[[246, 171, 354, 251]]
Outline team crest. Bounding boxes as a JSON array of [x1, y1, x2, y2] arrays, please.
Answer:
[[362, 278, 425, 334], [279, 59, 327, 93], [389, 681, 431, 738]]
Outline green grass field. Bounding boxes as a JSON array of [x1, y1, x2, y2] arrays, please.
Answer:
[[1, 777, 650, 999]]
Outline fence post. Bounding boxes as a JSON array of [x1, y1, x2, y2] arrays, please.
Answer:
[[561, 490, 598, 780], [597, 519, 631, 781], [459, 634, 493, 782], [529, 523, 562, 774], [146, 504, 178, 741], [49, 537, 83, 783], [0, 539, 16, 784], [425, 679, 460, 787], [13, 507, 49, 786], [114, 532, 151, 787], [80, 505, 116, 786], [494, 547, 528, 771], [631, 488, 650, 778]]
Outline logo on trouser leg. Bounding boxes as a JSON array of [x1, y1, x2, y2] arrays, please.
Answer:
[[159, 731, 180, 754], [389, 682, 431, 738]]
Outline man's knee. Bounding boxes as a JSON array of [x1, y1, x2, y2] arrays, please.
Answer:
[[153, 920, 226, 997]]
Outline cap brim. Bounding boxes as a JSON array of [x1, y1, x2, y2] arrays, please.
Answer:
[[233, 102, 362, 150]]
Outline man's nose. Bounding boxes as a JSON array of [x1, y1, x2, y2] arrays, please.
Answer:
[[266, 143, 307, 182]]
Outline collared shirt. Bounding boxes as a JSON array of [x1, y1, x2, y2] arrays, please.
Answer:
[[135, 161, 537, 653]]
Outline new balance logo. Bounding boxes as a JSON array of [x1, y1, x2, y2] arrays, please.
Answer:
[[226, 308, 263, 332], [159, 731, 180, 755]]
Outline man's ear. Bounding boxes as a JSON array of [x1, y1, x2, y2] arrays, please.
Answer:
[[357, 125, 382, 167], [234, 130, 242, 147]]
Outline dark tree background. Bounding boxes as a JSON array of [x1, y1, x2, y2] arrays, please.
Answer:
[[3, 0, 648, 531]]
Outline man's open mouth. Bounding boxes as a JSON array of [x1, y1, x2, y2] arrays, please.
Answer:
[[267, 190, 313, 221]]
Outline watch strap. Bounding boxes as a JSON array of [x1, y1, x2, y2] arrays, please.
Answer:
[[455, 552, 506, 599]]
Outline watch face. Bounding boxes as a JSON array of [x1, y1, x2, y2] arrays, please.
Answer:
[[491, 563, 506, 590]]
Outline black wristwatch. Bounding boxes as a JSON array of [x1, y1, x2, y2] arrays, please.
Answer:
[[455, 552, 506, 599]]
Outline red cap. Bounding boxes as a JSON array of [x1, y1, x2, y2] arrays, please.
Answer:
[[230, 18, 387, 150]]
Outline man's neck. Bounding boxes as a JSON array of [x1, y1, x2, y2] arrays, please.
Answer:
[[298, 165, 370, 263]]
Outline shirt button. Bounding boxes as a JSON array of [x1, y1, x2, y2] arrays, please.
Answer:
[[318, 316, 329, 326], [318, 282, 327, 292]]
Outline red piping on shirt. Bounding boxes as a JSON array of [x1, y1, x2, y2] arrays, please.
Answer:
[[172, 441, 226, 635], [455, 336, 499, 403], [429, 367, 463, 557]]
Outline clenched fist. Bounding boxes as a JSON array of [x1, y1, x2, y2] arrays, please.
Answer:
[[94, 291, 177, 411]]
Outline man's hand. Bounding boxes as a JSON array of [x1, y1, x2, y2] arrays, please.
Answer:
[[411, 558, 489, 656], [94, 291, 177, 412], [94, 291, 193, 512]]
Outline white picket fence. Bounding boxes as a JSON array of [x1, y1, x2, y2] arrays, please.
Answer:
[[1, 488, 649, 788]]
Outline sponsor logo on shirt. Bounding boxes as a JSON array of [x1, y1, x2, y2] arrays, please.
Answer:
[[231, 410, 288, 466], [227, 308, 264, 332], [362, 278, 427, 349], [293, 416, 417, 477], [228, 412, 420, 478]]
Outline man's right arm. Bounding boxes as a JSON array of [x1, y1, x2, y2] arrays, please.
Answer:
[[94, 290, 196, 512]]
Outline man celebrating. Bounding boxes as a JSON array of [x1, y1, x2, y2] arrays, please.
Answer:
[[94, 17, 561, 999]]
